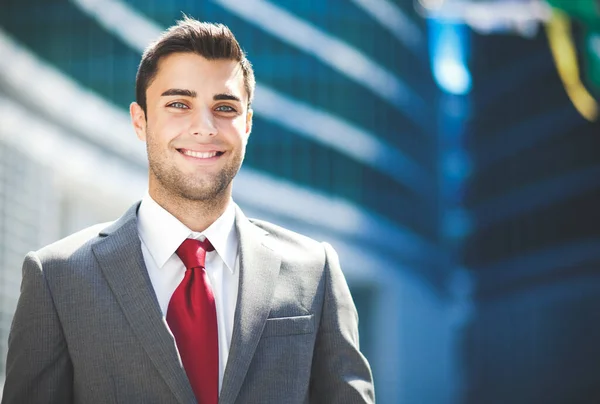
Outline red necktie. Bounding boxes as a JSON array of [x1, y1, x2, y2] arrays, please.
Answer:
[[167, 238, 218, 404]]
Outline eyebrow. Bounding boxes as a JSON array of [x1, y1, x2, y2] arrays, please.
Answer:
[[161, 88, 197, 97], [160, 89, 242, 103], [213, 93, 242, 103]]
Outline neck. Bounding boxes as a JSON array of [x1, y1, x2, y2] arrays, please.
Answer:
[[149, 187, 231, 233]]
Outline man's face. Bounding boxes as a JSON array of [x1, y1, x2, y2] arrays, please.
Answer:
[[130, 52, 252, 202]]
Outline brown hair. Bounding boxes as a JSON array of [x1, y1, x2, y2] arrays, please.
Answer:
[[135, 16, 255, 115]]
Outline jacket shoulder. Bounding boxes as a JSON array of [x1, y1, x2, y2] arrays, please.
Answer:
[[250, 218, 321, 246], [35, 221, 113, 262], [248, 218, 328, 262]]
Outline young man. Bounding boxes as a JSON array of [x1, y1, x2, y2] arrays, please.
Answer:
[[1, 18, 375, 404]]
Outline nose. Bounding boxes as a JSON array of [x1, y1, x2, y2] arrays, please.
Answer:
[[189, 107, 217, 137]]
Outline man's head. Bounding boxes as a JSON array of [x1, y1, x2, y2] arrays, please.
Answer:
[[135, 16, 255, 115], [130, 17, 255, 208]]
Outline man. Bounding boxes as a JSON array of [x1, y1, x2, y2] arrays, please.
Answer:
[[1, 17, 375, 404]]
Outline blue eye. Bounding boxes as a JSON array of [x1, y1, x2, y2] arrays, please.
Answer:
[[168, 102, 188, 109], [215, 105, 235, 112]]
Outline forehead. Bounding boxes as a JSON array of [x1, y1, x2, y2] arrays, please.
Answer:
[[149, 52, 246, 101]]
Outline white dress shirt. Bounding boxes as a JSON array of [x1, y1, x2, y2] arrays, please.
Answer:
[[137, 193, 239, 393]]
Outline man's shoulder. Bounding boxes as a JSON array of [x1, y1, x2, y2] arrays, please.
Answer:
[[35, 221, 114, 262], [249, 218, 319, 245], [35, 202, 140, 264], [247, 218, 328, 260]]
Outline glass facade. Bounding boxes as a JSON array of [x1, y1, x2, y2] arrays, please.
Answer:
[[462, 24, 600, 404]]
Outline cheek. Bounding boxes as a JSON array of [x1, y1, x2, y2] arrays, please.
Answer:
[[147, 116, 185, 146], [225, 116, 250, 137]]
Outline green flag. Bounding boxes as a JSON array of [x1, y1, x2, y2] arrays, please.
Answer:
[[547, 0, 600, 95], [585, 29, 600, 93], [546, 0, 600, 28]]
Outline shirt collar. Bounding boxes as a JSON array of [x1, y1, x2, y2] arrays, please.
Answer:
[[137, 193, 238, 273]]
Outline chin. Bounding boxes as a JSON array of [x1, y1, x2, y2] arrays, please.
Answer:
[[175, 182, 229, 202]]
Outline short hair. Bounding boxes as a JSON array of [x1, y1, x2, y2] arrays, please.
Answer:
[[135, 17, 255, 115]]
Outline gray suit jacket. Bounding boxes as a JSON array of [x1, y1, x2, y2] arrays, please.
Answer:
[[2, 203, 374, 403]]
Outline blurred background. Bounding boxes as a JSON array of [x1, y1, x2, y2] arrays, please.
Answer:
[[1, 0, 600, 402]]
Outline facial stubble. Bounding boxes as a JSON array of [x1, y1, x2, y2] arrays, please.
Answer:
[[145, 129, 245, 204]]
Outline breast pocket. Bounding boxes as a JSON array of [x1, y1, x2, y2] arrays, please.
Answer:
[[262, 314, 315, 337]]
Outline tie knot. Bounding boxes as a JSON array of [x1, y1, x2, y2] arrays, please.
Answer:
[[176, 238, 215, 270]]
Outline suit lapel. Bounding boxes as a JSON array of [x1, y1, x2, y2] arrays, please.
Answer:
[[91, 203, 196, 404], [219, 207, 281, 404]]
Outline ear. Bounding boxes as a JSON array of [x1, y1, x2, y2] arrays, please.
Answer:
[[130, 102, 147, 141], [245, 108, 253, 136]]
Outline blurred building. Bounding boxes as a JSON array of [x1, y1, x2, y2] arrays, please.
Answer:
[[462, 13, 600, 404], [426, 0, 600, 403]]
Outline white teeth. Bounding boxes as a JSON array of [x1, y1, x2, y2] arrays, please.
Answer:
[[182, 150, 218, 159]]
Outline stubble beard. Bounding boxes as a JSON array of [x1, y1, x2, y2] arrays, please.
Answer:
[[146, 134, 244, 204]]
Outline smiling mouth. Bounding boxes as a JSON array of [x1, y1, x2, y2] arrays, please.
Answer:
[[178, 149, 225, 159]]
